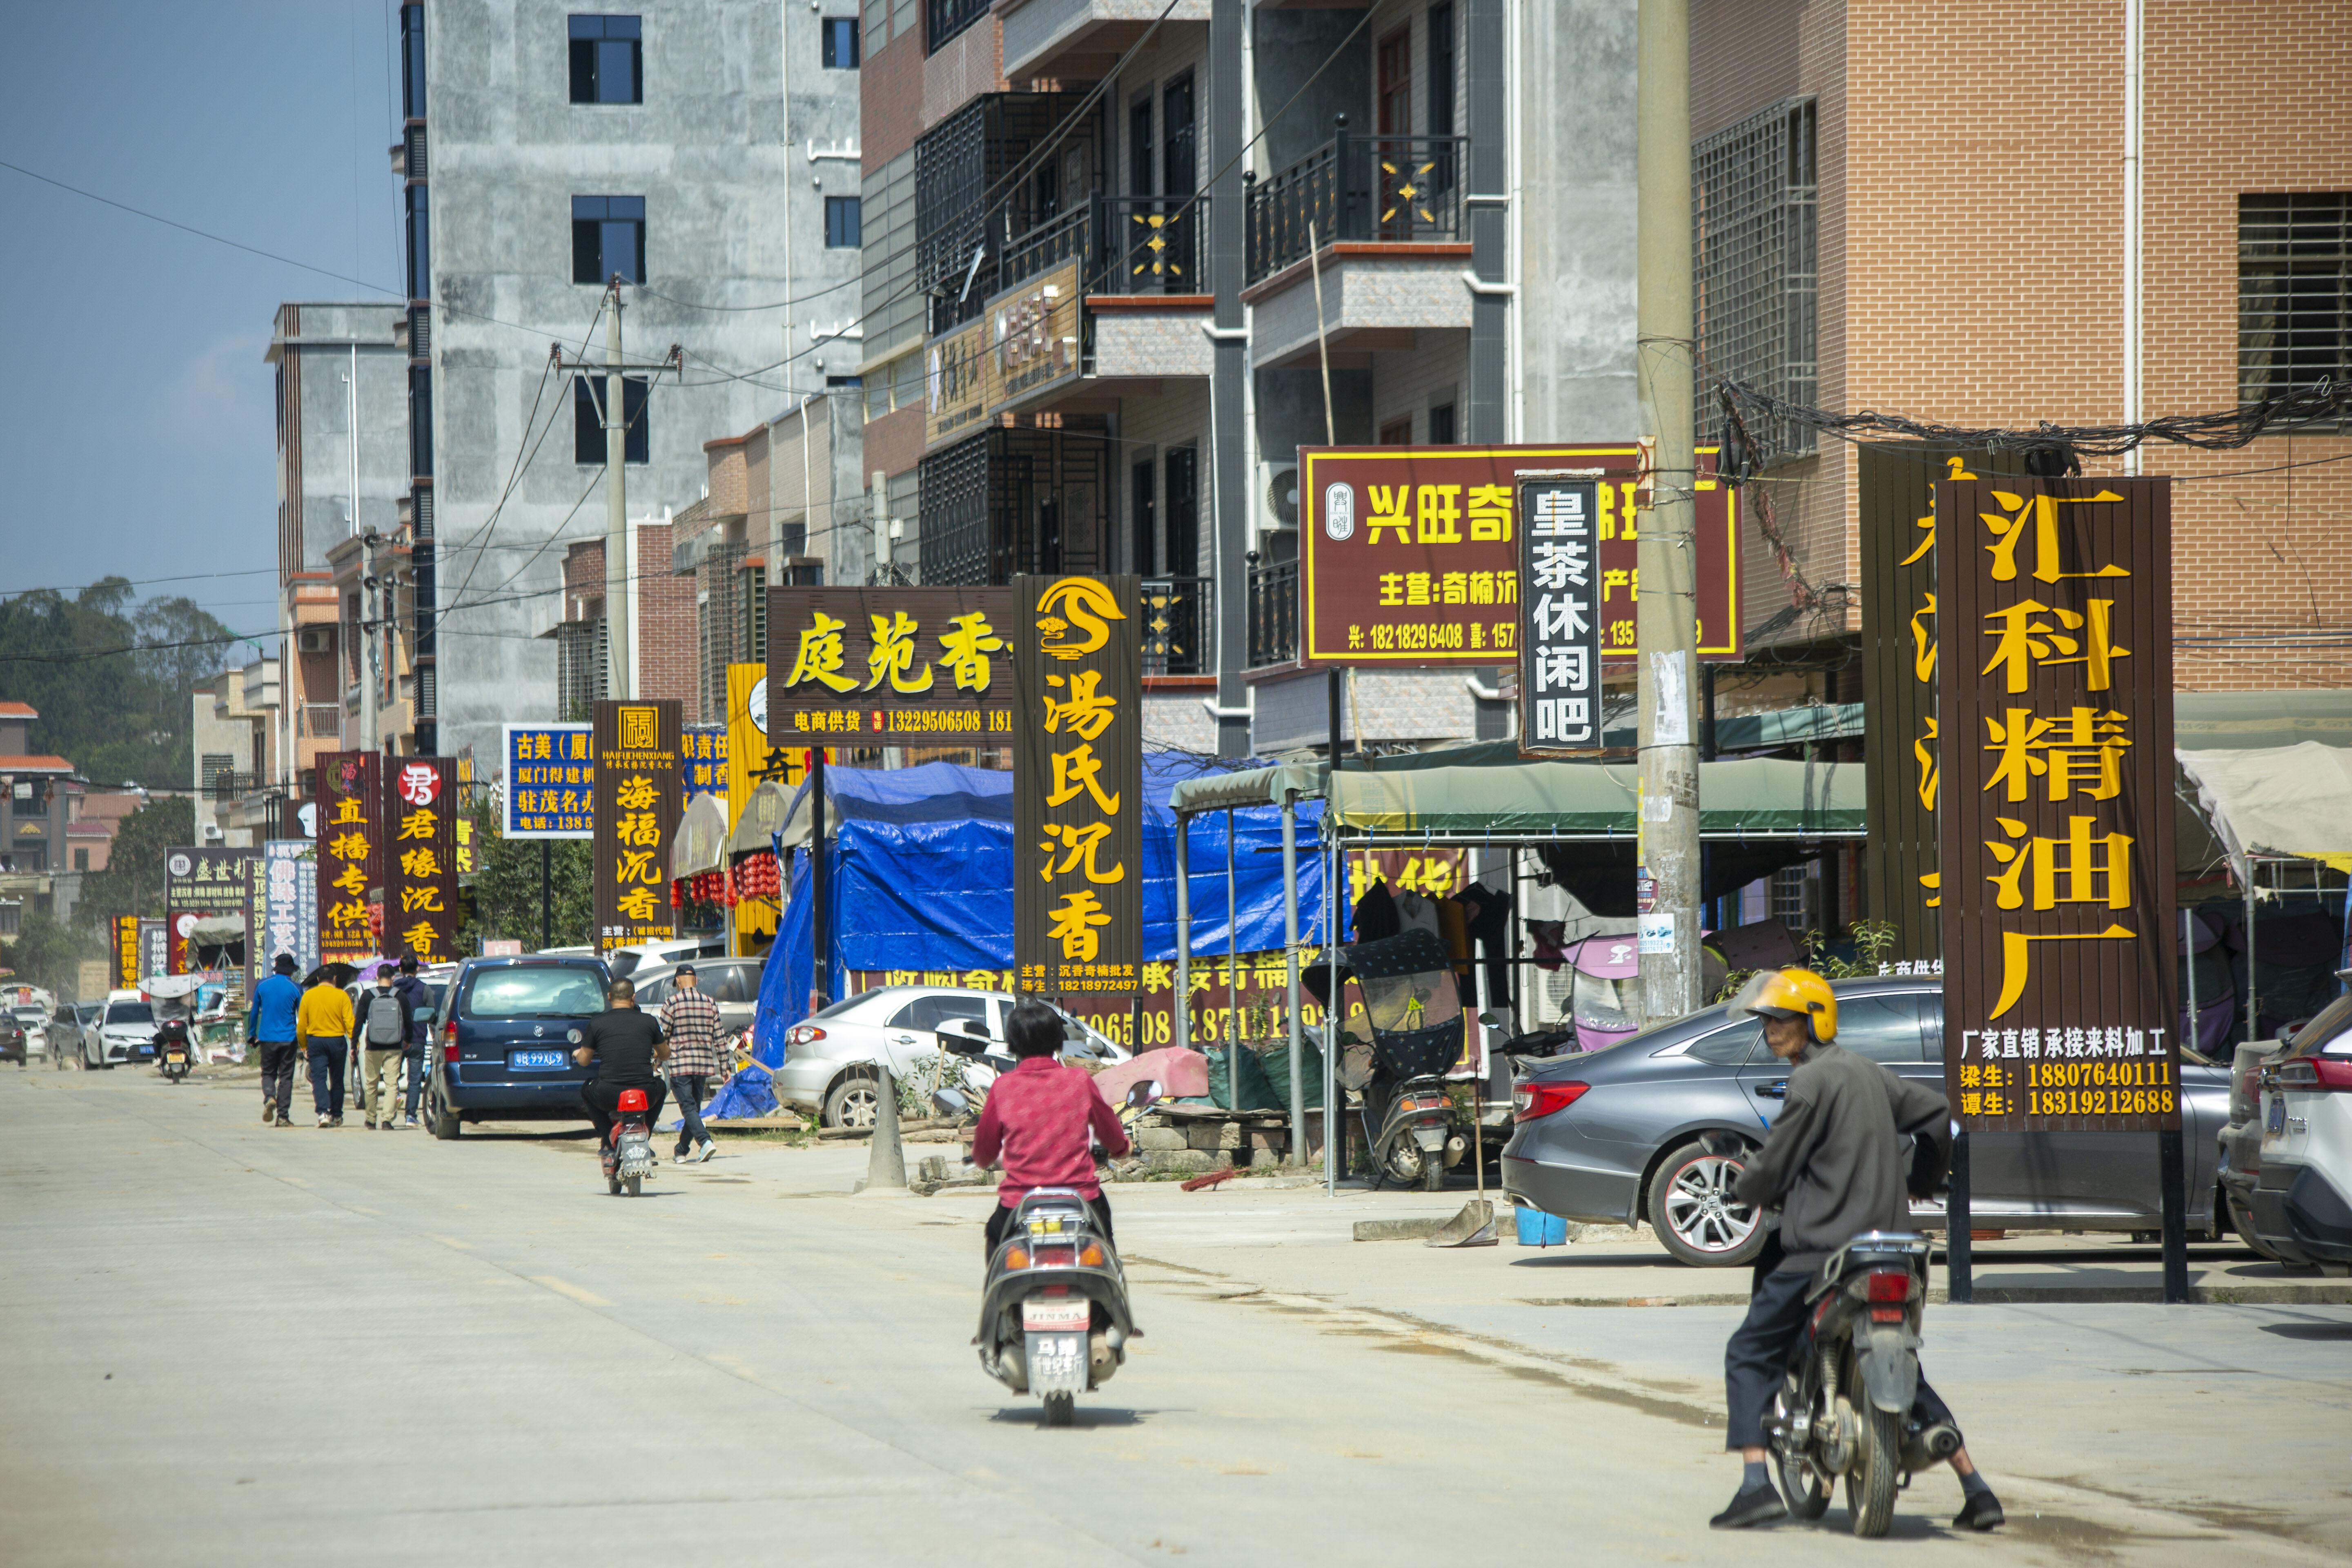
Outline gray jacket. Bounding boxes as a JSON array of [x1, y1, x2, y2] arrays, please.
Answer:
[[1733, 1040, 1949, 1274]]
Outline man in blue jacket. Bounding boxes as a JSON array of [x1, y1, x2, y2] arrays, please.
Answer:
[[246, 953, 304, 1127]]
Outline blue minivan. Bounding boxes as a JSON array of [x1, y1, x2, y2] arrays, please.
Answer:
[[423, 955, 612, 1138]]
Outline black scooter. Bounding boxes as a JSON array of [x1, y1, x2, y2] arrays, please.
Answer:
[[601, 1086, 657, 1196], [974, 1186, 1140, 1427], [156, 1019, 193, 1084]]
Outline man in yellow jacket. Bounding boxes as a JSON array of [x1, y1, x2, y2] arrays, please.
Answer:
[[295, 972, 356, 1128]]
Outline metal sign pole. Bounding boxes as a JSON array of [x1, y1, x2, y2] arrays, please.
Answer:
[[1281, 788, 1305, 1165]]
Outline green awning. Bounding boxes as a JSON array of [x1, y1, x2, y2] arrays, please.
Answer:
[[1325, 756, 1860, 837]]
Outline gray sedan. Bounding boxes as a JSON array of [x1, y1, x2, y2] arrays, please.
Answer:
[[1501, 977, 2227, 1267]]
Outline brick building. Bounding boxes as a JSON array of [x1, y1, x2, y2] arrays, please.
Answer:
[[541, 517, 697, 719], [1690, 0, 2352, 690]]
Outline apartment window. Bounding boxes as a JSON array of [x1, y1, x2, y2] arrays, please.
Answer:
[[822, 17, 860, 67], [1128, 97, 1153, 196], [2241, 193, 2352, 409], [864, 0, 889, 52], [569, 16, 643, 105], [1131, 461, 1158, 575], [572, 196, 646, 283], [825, 196, 862, 248], [1379, 416, 1413, 445], [866, 361, 895, 419], [1429, 402, 1458, 445], [74, 848, 89, 873], [400, 4, 425, 117], [201, 754, 236, 793], [1692, 97, 1817, 459], [405, 184, 430, 299], [1428, 3, 1457, 135], [926, 0, 987, 56], [575, 375, 650, 463], [1165, 446, 1199, 577]]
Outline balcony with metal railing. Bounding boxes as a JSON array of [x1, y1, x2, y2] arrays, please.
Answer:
[[1141, 577, 1212, 677], [1247, 558, 1298, 669], [1241, 126, 1474, 370]]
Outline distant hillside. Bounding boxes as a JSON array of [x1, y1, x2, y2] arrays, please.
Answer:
[[0, 577, 239, 789]]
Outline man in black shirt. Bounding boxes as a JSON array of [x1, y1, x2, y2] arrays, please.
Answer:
[[572, 978, 670, 1149]]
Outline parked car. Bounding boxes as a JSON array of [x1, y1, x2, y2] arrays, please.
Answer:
[[86, 991, 161, 1069], [774, 986, 1127, 1129], [421, 955, 612, 1138], [630, 956, 764, 1035], [12, 1004, 49, 1060], [47, 1003, 94, 1068], [1502, 976, 2230, 1267], [0, 1012, 27, 1065], [2218, 1039, 2294, 1259], [2250, 988, 2352, 1274], [603, 938, 727, 981]]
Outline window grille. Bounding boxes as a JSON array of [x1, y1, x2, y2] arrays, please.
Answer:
[[1693, 97, 1817, 459], [918, 432, 993, 586], [555, 619, 607, 719], [2240, 192, 2352, 419]]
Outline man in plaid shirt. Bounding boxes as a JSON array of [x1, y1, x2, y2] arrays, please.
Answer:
[[659, 965, 725, 1163]]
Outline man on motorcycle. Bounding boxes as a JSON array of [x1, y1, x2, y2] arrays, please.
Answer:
[[1709, 968, 2004, 1534], [572, 977, 669, 1150], [970, 1000, 1129, 1257]]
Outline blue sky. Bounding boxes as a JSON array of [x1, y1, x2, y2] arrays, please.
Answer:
[[0, 1, 406, 644]]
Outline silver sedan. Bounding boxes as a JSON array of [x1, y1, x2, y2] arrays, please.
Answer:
[[1501, 977, 2228, 1267]]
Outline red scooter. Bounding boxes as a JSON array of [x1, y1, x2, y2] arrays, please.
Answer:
[[602, 1087, 657, 1196]]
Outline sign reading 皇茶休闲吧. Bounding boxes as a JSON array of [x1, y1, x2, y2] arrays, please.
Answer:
[[766, 587, 1015, 740], [503, 723, 594, 839], [592, 700, 682, 952], [383, 757, 459, 965], [1937, 477, 2178, 1133], [1515, 477, 1606, 752], [1297, 445, 1742, 670], [1012, 575, 1143, 999], [314, 752, 381, 962]]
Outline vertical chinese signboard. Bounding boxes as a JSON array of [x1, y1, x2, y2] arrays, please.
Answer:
[[316, 752, 382, 962], [114, 915, 140, 989], [1013, 575, 1143, 998], [385, 757, 458, 964], [1516, 477, 1605, 750], [262, 840, 318, 974], [1296, 444, 1742, 668], [1938, 477, 2178, 1131], [503, 723, 595, 838], [592, 700, 682, 952], [681, 725, 728, 800]]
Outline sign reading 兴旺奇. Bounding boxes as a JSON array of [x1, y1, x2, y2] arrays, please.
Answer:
[[1297, 444, 1742, 668], [384, 757, 458, 964], [767, 587, 1016, 739], [315, 751, 382, 962], [503, 723, 594, 838], [1013, 575, 1143, 998], [592, 699, 682, 952], [1937, 477, 2178, 1133], [1516, 477, 1606, 751]]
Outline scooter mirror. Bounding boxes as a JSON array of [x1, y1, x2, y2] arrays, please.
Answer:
[[1477, 1009, 1515, 1034], [1123, 1080, 1163, 1110], [932, 1087, 971, 1118]]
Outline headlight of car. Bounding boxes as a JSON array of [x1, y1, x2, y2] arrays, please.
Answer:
[[566, 1028, 584, 1044]]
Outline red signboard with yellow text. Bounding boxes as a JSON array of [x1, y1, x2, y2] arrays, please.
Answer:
[[315, 752, 382, 962]]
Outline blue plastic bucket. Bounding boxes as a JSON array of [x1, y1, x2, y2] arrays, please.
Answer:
[[1514, 1205, 1569, 1246]]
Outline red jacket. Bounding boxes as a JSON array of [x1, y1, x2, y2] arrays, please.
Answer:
[[970, 1056, 1130, 1205]]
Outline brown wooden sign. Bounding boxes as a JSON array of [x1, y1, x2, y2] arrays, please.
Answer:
[[1937, 477, 2178, 1132], [767, 586, 1016, 743], [383, 757, 458, 964], [1296, 444, 1742, 668], [592, 699, 682, 953], [315, 751, 381, 962], [1013, 574, 1143, 998]]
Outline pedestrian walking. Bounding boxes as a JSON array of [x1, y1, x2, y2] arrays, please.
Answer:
[[355, 968, 416, 1128], [296, 969, 355, 1127], [247, 953, 303, 1127], [395, 956, 433, 1129], [659, 964, 724, 1163]]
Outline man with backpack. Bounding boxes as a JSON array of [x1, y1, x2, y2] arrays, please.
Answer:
[[355, 968, 416, 1128]]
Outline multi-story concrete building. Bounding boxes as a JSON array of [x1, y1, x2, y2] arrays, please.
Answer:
[[540, 516, 699, 719], [852, 1, 1641, 756], [399, 0, 863, 760], [191, 657, 284, 847], [0, 703, 79, 919]]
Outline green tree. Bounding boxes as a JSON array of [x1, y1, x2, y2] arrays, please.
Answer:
[[0, 910, 102, 997], [0, 578, 238, 789], [71, 795, 196, 929], [459, 795, 594, 954]]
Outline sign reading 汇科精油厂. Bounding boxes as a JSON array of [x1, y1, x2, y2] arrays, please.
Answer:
[[766, 587, 1016, 740], [1013, 575, 1143, 1000], [1295, 445, 1742, 671], [592, 700, 682, 953], [1936, 477, 2178, 1133]]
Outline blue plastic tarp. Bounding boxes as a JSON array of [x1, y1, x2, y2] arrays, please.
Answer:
[[751, 755, 1330, 1064]]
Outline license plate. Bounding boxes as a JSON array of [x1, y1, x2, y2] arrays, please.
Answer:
[[166, 1054, 186, 1063], [510, 1049, 569, 1070], [1022, 1296, 1092, 1332], [1026, 1331, 1086, 1392], [2266, 1097, 2286, 1134]]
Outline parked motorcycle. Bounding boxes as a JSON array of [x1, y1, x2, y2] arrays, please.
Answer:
[[156, 1018, 193, 1084], [1305, 930, 1470, 1191], [1764, 1230, 1956, 1537], [602, 1087, 657, 1196], [975, 1185, 1140, 1427]]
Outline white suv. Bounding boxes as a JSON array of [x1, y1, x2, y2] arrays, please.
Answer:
[[2253, 989, 2352, 1275], [773, 987, 1126, 1128]]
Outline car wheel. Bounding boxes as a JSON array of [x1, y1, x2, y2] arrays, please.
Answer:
[[1647, 1138, 1766, 1267], [823, 1070, 881, 1131], [425, 1081, 462, 1140]]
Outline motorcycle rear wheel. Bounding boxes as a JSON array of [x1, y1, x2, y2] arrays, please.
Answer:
[[1845, 1401, 1901, 1537], [1042, 1392, 1074, 1428], [1775, 1400, 1832, 1521], [1420, 1145, 1447, 1191], [625, 1174, 642, 1197]]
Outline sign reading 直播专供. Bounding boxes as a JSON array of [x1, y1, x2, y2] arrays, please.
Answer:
[[503, 723, 594, 839], [767, 587, 1016, 741], [1936, 477, 2178, 1134], [1516, 477, 1606, 752], [315, 751, 382, 962], [1013, 575, 1143, 999], [1296, 444, 1742, 669], [592, 700, 682, 952], [383, 757, 459, 965]]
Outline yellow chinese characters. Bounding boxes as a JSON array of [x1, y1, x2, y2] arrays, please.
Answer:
[[1047, 889, 1113, 962], [1982, 707, 2130, 802], [1979, 489, 2127, 583], [786, 611, 859, 693], [1980, 599, 2129, 693], [937, 611, 1004, 692], [864, 610, 935, 693]]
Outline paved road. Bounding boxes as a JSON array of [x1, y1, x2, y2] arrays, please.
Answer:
[[6, 1066, 2347, 1566]]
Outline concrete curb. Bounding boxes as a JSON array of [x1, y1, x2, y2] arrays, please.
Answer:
[[1354, 1217, 1449, 1241]]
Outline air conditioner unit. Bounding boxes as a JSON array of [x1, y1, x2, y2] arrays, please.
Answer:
[[1257, 461, 1299, 537], [297, 628, 331, 654]]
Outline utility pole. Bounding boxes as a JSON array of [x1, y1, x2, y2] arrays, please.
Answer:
[[603, 279, 631, 703], [1635, 0, 1703, 1027]]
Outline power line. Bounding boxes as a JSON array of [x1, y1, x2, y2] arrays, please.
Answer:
[[0, 568, 280, 601]]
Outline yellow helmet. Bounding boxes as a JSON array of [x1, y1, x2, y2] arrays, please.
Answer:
[[1729, 967, 1838, 1043]]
